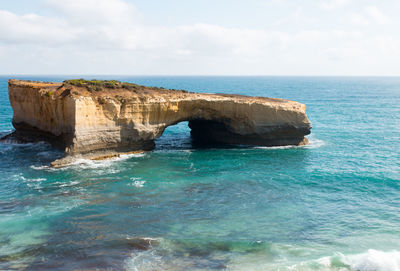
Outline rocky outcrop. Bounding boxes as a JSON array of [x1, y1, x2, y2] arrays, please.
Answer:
[[5, 79, 311, 166]]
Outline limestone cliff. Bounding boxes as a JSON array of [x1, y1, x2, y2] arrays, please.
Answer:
[[5, 79, 311, 166]]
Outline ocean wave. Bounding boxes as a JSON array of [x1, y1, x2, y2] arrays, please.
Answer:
[[305, 137, 326, 149], [66, 153, 146, 169], [254, 136, 325, 150], [124, 237, 165, 271], [318, 249, 400, 271], [0, 139, 50, 148], [291, 249, 400, 271], [125, 250, 164, 271], [16, 176, 47, 190], [124, 246, 400, 271], [31, 152, 146, 171], [255, 145, 299, 150], [0, 140, 57, 159], [26, 178, 47, 182], [55, 180, 81, 188], [30, 165, 52, 171], [13, 174, 46, 183], [129, 177, 146, 188]]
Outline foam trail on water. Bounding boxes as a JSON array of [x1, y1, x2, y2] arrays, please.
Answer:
[[129, 177, 146, 188], [67, 153, 146, 169], [332, 249, 400, 271], [254, 136, 325, 150], [305, 137, 325, 149], [31, 152, 147, 171], [125, 248, 400, 271], [30, 165, 52, 171], [294, 250, 400, 271]]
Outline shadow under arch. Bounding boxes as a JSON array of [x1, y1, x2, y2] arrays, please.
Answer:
[[154, 119, 238, 151], [153, 119, 309, 151]]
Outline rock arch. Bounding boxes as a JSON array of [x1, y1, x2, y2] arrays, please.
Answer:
[[5, 80, 311, 166]]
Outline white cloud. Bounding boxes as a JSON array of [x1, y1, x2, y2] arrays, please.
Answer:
[[0, 10, 76, 44], [365, 6, 389, 25], [0, 6, 290, 59], [0, 0, 398, 75], [350, 14, 370, 26], [349, 6, 390, 26], [320, 0, 350, 10], [44, 0, 138, 25]]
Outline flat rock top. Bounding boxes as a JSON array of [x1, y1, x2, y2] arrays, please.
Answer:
[[9, 79, 61, 89], [9, 79, 295, 105]]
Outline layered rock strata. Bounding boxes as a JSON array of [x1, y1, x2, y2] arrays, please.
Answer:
[[4, 79, 312, 166]]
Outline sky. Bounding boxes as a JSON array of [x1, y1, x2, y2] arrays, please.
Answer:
[[0, 0, 399, 75]]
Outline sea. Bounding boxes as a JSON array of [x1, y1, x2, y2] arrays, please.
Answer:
[[0, 76, 399, 271]]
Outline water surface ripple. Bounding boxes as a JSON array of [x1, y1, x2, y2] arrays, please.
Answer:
[[0, 76, 399, 270]]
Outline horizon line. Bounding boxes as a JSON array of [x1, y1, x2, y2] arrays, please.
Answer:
[[1, 74, 400, 77]]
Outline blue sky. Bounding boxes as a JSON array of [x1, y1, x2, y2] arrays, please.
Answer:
[[0, 0, 399, 75]]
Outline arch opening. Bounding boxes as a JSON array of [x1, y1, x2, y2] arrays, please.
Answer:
[[154, 119, 237, 150], [154, 121, 192, 150]]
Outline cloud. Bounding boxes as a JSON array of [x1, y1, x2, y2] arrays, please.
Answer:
[[44, 0, 138, 25], [0, 0, 398, 75], [0, 4, 290, 58], [349, 6, 390, 27], [350, 14, 370, 26], [365, 6, 389, 24], [0, 10, 76, 44], [320, 0, 350, 10]]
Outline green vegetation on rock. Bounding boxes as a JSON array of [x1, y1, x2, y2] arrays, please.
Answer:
[[64, 79, 131, 91], [63, 79, 188, 93]]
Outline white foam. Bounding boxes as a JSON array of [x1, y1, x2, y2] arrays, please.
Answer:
[[129, 178, 146, 188], [30, 165, 52, 171], [68, 158, 118, 169], [20, 177, 47, 190], [31, 152, 146, 171], [343, 250, 400, 271], [126, 251, 164, 271], [308, 250, 400, 271], [12, 174, 46, 183], [254, 136, 325, 150], [26, 178, 46, 184], [305, 137, 326, 149], [125, 247, 400, 271], [255, 145, 299, 150], [124, 237, 165, 271], [57, 180, 80, 187], [74, 153, 145, 167]]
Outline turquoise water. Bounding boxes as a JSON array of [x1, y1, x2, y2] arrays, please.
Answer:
[[0, 76, 400, 270]]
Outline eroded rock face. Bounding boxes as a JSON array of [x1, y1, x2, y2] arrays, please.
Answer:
[[5, 79, 311, 166]]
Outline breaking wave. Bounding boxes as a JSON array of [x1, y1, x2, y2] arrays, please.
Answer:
[[294, 249, 400, 271], [124, 248, 400, 271], [255, 136, 325, 150], [31, 152, 147, 171]]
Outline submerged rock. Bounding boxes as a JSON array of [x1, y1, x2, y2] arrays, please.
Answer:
[[125, 237, 159, 251], [4, 79, 311, 166]]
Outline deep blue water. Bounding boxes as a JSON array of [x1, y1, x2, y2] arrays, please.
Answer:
[[0, 76, 400, 270]]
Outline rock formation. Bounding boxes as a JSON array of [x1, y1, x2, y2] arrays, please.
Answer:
[[4, 79, 311, 166]]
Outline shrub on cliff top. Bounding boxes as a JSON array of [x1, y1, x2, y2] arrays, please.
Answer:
[[63, 79, 189, 93], [64, 79, 141, 91]]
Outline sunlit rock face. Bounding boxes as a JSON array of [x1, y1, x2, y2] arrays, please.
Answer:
[[6, 79, 311, 166]]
